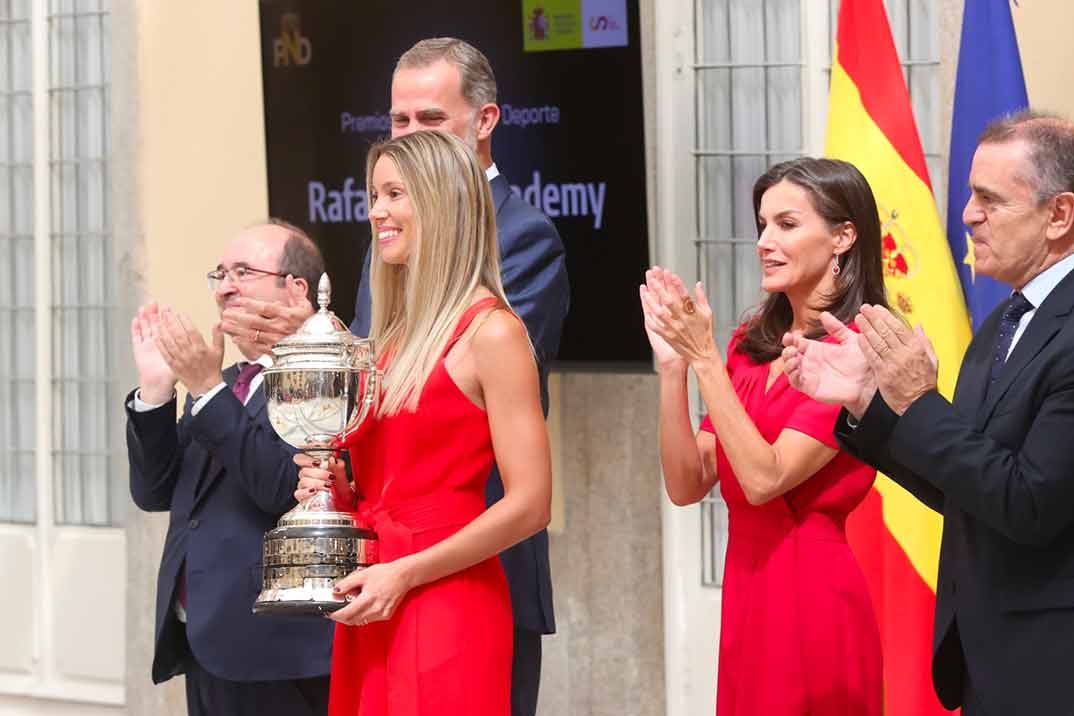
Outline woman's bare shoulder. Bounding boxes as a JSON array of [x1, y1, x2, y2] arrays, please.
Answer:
[[472, 308, 529, 352]]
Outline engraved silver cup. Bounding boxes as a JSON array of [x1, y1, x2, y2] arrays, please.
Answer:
[[253, 273, 379, 616]]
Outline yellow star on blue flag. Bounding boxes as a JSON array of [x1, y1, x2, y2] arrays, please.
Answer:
[[963, 232, 976, 284]]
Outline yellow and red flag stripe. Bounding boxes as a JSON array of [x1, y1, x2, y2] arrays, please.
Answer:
[[825, 1, 972, 714]]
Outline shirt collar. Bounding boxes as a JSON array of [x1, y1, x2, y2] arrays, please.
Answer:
[[252, 353, 274, 369], [1020, 251, 1074, 309], [485, 163, 499, 182]]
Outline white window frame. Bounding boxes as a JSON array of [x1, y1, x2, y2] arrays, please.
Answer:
[[0, 0, 124, 707]]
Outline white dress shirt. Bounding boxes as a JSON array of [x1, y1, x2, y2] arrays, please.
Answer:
[[1007, 251, 1074, 358], [131, 353, 273, 413]]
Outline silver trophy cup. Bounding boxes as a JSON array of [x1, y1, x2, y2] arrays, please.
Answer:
[[253, 273, 380, 616]]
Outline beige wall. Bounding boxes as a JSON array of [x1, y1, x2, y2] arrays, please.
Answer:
[[1012, 1, 1074, 119], [135, 0, 269, 357]]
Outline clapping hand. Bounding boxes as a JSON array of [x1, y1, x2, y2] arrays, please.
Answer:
[[639, 266, 719, 367], [153, 308, 225, 397], [781, 311, 876, 418], [131, 303, 176, 404], [639, 283, 687, 372], [856, 304, 938, 416]]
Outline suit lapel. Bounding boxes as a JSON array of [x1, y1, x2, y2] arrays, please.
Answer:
[[191, 364, 239, 509], [489, 173, 511, 217], [221, 363, 240, 390], [956, 308, 1002, 423], [245, 382, 268, 422], [977, 271, 1074, 428]]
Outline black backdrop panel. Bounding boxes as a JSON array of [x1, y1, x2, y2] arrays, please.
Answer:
[[259, 0, 650, 365]]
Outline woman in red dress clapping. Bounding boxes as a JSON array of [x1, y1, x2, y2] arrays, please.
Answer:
[[641, 158, 886, 715]]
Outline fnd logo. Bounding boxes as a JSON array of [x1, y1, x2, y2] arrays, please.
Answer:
[[273, 12, 311, 67]]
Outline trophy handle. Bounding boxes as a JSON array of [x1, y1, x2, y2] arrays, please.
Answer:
[[340, 367, 380, 442]]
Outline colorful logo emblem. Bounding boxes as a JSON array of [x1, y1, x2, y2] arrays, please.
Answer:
[[878, 204, 918, 280], [529, 8, 550, 40], [877, 204, 919, 316], [522, 0, 627, 52]]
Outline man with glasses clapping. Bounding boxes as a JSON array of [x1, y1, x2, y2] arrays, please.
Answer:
[[125, 219, 333, 716]]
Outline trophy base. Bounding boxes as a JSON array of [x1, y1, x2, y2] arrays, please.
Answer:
[[253, 583, 350, 618], [252, 598, 347, 617], [253, 515, 377, 619], [253, 581, 352, 616]]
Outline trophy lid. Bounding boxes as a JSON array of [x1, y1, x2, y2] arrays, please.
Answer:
[[271, 273, 370, 362]]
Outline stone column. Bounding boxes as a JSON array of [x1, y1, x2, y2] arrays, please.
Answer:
[[539, 374, 665, 716], [111, 0, 186, 712]]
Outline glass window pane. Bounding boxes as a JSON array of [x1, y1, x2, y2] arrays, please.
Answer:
[[0, 0, 36, 524], [49, 3, 117, 526]]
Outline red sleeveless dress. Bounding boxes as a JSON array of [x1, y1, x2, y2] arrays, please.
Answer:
[[328, 297, 513, 715]]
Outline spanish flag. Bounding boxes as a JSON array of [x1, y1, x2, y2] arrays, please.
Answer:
[[825, 1, 971, 714]]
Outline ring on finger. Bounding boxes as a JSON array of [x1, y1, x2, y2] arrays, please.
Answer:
[[254, 329, 262, 343], [682, 297, 696, 315]]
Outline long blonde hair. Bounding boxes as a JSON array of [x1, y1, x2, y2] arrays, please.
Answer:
[[367, 130, 510, 416]]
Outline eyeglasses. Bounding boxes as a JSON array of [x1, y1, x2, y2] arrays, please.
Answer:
[[207, 265, 288, 291]]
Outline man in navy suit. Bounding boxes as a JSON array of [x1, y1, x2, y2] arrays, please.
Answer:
[[353, 37, 570, 716], [126, 221, 332, 716], [784, 112, 1074, 714]]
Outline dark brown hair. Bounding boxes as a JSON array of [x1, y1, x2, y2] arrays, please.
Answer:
[[737, 157, 888, 363]]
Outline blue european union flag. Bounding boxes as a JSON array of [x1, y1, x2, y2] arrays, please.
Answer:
[[946, 0, 1028, 329]]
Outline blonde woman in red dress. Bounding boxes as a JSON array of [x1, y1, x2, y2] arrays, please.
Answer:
[[295, 130, 551, 716], [641, 158, 885, 715]]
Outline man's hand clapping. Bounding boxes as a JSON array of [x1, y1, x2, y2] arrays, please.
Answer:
[[781, 311, 876, 419], [131, 302, 177, 404], [856, 304, 938, 416], [150, 307, 225, 398]]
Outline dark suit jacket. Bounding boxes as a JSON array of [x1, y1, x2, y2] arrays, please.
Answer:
[[126, 365, 333, 684], [351, 172, 569, 634], [835, 270, 1074, 713]]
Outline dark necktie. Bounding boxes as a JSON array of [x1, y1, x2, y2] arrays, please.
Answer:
[[178, 361, 265, 613], [232, 361, 264, 403], [989, 292, 1034, 385]]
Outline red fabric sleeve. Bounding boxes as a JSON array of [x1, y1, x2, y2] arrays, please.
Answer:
[[784, 393, 842, 449]]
